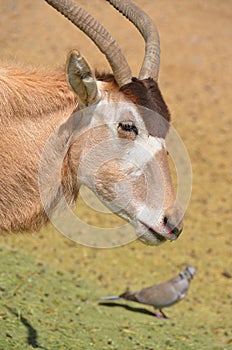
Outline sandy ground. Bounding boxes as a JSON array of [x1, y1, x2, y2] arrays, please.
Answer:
[[0, 0, 231, 348]]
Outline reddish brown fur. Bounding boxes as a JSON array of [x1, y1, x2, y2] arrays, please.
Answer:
[[0, 65, 77, 121], [120, 78, 170, 138], [0, 65, 78, 232], [95, 73, 171, 137], [95, 74, 170, 121]]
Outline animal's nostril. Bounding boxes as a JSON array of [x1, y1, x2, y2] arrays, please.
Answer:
[[163, 217, 182, 236], [163, 216, 168, 225], [171, 226, 182, 236]]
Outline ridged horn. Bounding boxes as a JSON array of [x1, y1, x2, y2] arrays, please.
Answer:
[[107, 0, 160, 81], [44, 0, 132, 87]]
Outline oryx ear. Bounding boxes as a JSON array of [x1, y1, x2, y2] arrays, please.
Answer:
[[66, 50, 101, 107]]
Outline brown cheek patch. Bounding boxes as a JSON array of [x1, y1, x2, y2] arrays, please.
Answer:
[[120, 78, 170, 138], [95, 162, 147, 206], [94, 160, 125, 202]]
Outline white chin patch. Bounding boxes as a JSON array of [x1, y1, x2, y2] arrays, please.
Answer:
[[138, 232, 165, 246], [136, 226, 166, 246]]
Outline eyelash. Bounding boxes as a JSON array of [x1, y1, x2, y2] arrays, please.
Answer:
[[118, 122, 138, 135]]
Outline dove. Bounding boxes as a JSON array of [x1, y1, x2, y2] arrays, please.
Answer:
[[99, 266, 196, 318]]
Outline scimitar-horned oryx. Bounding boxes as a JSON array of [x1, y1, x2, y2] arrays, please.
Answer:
[[0, 0, 183, 245]]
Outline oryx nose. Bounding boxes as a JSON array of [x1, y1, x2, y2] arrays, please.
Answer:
[[164, 217, 183, 237], [164, 206, 184, 237]]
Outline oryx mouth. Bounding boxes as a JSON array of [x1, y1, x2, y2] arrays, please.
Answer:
[[139, 219, 168, 242]]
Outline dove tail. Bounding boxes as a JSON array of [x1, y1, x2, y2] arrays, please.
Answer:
[[99, 291, 139, 303], [99, 295, 121, 302]]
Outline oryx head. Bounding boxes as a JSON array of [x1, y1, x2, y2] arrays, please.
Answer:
[[45, 0, 184, 245]]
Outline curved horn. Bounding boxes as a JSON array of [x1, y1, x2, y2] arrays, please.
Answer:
[[44, 0, 132, 87], [107, 0, 160, 81]]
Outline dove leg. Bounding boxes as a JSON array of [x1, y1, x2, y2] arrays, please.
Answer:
[[152, 308, 169, 319], [159, 309, 169, 319]]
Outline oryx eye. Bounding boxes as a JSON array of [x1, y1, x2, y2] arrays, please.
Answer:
[[118, 121, 138, 139]]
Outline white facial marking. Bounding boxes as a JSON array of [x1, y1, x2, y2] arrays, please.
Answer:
[[123, 135, 165, 170]]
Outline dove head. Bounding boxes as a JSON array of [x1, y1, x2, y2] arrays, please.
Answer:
[[184, 266, 196, 280]]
